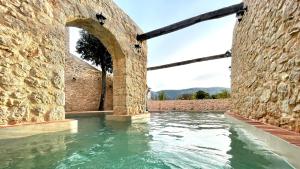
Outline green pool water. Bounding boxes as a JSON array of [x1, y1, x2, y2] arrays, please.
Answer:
[[0, 112, 295, 169]]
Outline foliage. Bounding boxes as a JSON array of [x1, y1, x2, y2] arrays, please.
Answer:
[[177, 93, 195, 100], [76, 30, 113, 110], [151, 88, 228, 100], [195, 90, 210, 99], [174, 89, 232, 100], [76, 30, 113, 73], [153, 89, 231, 100], [211, 90, 231, 99], [158, 91, 167, 100]]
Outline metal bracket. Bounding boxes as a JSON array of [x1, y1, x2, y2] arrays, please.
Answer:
[[225, 51, 232, 57]]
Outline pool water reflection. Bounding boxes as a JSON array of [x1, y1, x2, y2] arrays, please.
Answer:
[[0, 112, 294, 169]]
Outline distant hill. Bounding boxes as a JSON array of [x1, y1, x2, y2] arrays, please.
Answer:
[[151, 87, 230, 100]]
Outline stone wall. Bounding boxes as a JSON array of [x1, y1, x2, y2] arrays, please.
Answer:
[[0, 0, 147, 125], [231, 0, 300, 132], [65, 54, 113, 112], [148, 100, 231, 112]]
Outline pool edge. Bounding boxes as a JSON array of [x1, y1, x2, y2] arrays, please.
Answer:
[[225, 113, 300, 169], [0, 119, 78, 140], [105, 113, 150, 123], [66, 111, 113, 118]]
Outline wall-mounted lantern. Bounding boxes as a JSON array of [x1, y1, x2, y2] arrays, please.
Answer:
[[134, 44, 141, 49], [236, 5, 248, 22], [134, 44, 142, 53], [96, 13, 107, 25]]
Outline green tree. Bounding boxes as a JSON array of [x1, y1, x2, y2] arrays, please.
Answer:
[[214, 90, 231, 99], [158, 91, 167, 100], [211, 94, 218, 99], [76, 30, 113, 111], [177, 93, 195, 100], [195, 90, 210, 99]]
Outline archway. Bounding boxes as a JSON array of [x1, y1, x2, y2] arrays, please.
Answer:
[[65, 26, 114, 112], [66, 18, 127, 115], [65, 15, 147, 120], [0, 0, 148, 125]]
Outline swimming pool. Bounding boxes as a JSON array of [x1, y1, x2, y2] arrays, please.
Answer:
[[0, 112, 295, 169]]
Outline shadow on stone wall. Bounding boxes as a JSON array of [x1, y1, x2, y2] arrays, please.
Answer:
[[65, 53, 113, 112]]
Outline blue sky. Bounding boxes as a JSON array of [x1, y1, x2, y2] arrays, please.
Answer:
[[69, 0, 241, 91]]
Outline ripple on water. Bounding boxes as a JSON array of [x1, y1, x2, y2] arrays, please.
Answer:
[[0, 112, 295, 169]]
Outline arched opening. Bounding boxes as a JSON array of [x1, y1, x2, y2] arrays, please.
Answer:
[[65, 26, 113, 112], [0, 0, 148, 127], [64, 18, 124, 113]]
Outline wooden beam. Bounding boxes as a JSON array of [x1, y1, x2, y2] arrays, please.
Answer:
[[137, 3, 244, 41], [147, 52, 231, 71]]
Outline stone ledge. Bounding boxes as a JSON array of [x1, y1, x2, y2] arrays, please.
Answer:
[[147, 99, 231, 112], [0, 119, 78, 140], [105, 113, 150, 123], [66, 111, 113, 118], [149, 110, 226, 113], [225, 111, 300, 169]]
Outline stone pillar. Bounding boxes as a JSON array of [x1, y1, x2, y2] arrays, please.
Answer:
[[106, 42, 150, 123]]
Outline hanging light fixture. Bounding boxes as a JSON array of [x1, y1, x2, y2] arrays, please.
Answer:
[[96, 13, 107, 25], [236, 5, 248, 22], [134, 44, 142, 53]]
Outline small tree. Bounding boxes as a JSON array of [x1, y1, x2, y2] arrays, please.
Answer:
[[177, 93, 195, 100], [158, 91, 167, 100], [211, 94, 218, 99], [215, 90, 231, 99], [195, 90, 210, 100], [76, 30, 113, 111]]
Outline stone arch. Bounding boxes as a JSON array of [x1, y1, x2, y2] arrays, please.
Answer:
[[0, 0, 148, 125], [65, 18, 128, 115]]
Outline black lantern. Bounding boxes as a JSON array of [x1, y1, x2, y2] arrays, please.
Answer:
[[96, 13, 106, 25], [236, 5, 247, 22], [134, 44, 141, 49], [134, 44, 142, 53]]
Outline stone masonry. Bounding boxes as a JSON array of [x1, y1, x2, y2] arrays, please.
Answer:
[[231, 0, 300, 132], [65, 54, 113, 112], [148, 99, 231, 112], [0, 0, 147, 125]]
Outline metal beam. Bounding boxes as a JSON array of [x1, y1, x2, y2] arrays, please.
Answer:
[[147, 51, 231, 71], [137, 3, 244, 41]]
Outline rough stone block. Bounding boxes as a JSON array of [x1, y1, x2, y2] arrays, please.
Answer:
[[231, 0, 300, 132]]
